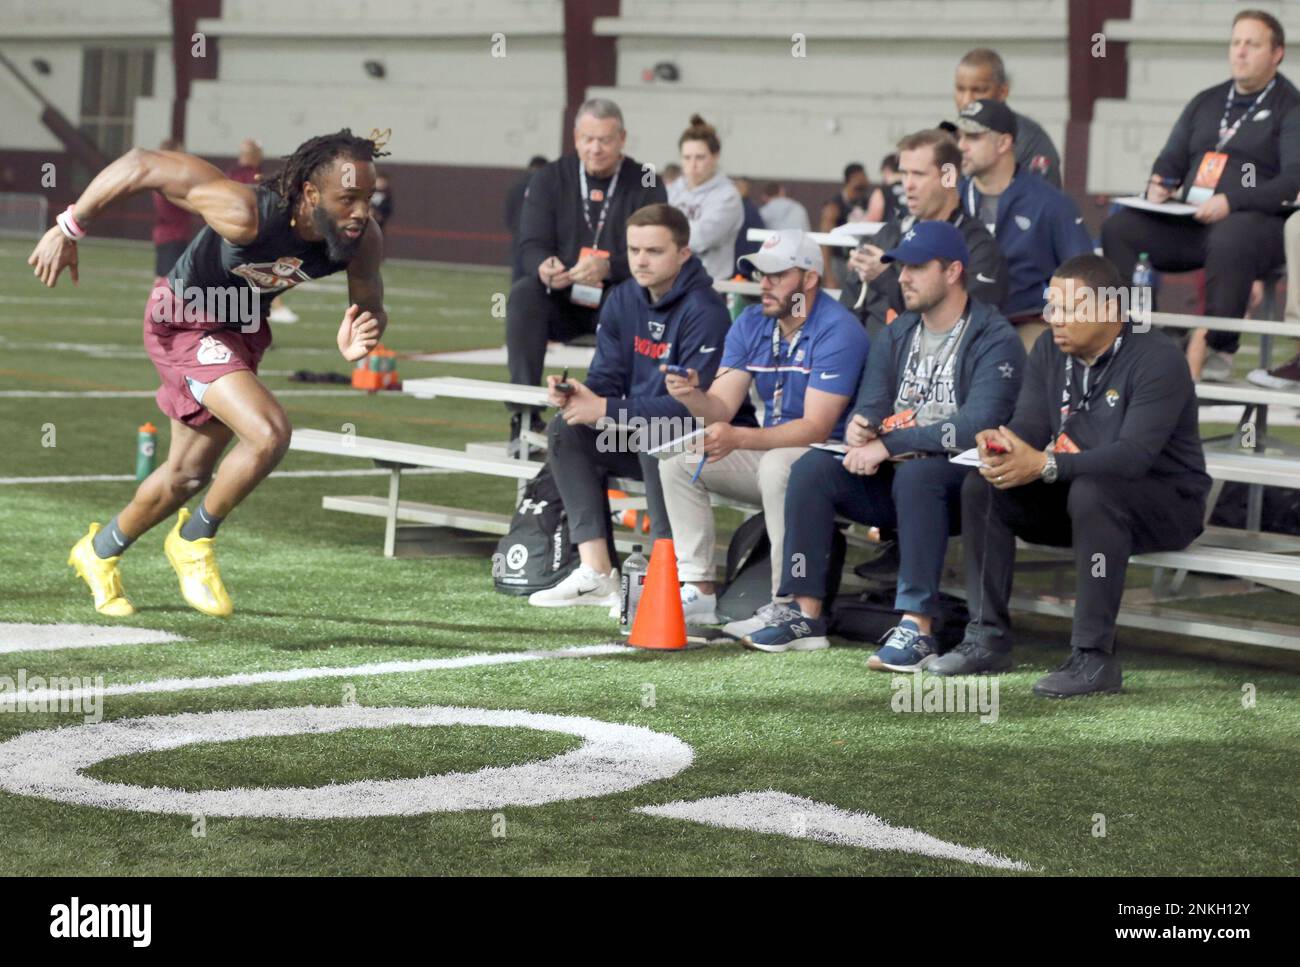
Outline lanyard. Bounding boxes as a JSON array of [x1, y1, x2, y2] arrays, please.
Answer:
[[770, 319, 807, 424], [900, 313, 969, 410], [1217, 78, 1275, 151], [1059, 334, 1124, 433], [578, 160, 620, 249]]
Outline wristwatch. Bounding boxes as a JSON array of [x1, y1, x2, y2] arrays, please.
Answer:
[[1041, 449, 1058, 484]]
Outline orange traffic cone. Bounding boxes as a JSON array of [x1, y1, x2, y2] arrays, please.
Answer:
[[627, 538, 687, 651]]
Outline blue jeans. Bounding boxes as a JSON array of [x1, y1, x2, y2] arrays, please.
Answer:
[[778, 450, 970, 617]]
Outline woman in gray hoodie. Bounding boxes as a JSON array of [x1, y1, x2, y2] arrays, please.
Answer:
[[667, 115, 744, 280]]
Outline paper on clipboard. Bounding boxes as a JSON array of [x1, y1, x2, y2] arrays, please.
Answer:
[[646, 426, 707, 460], [830, 222, 885, 239], [1112, 196, 1198, 217]]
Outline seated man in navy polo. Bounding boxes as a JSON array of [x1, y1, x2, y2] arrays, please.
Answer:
[[746, 221, 1024, 656]]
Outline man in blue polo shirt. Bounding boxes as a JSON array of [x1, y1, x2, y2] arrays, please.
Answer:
[[957, 98, 1093, 352], [745, 222, 1024, 656], [659, 230, 870, 626]]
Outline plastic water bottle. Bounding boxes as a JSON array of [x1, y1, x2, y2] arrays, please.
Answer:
[[1132, 253, 1153, 325], [619, 545, 649, 635], [136, 422, 157, 482]]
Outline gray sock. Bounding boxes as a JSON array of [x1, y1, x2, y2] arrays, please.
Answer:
[[92, 516, 135, 559], [180, 503, 224, 541]]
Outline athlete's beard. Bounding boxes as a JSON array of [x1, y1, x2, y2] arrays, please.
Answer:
[[311, 206, 364, 262]]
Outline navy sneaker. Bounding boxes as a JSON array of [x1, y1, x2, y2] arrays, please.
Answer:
[[867, 620, 939, 672], [743, 605, 830, 653]]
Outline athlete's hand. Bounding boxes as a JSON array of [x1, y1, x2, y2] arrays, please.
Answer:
[[337, 303, 381, 361], [28, 226, 79, 288]]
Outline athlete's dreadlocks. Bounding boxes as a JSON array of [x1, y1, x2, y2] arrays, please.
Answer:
[[270, 128, 391, 213]]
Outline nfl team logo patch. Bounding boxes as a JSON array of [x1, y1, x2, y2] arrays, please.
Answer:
[[196, 335, 232, 366], [1015, 215, 1032, 231], [1106, 388, 1119, 407], [648, 320, 666, 340]]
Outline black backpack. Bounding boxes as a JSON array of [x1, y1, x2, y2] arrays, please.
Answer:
[[492, 465, 580, 595], [715, 512, 847, 621]]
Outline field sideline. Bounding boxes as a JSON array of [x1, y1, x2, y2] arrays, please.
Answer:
[[1, 237, 1297, 876]]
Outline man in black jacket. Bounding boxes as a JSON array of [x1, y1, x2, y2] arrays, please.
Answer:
[[933, 255, 1212, 697], [505, 155, 547, 281], [507, 99, 667, 442], [840, 129, 1006, 339], [1101, 10, 1300, 382]]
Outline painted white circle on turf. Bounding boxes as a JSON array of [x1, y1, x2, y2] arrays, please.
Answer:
[[0, 705, 693, 819]]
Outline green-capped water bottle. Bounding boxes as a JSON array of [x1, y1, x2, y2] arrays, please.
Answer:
[[136, 422, 157, 481]]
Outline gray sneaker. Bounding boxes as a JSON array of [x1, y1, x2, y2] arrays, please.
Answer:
[[929, 639, 1014, 676], [722, 601, 784, 639], [1199, 350, 1235, 383]]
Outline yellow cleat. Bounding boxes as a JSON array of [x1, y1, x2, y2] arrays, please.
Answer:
[[164, 508, 233, 617], [68, 524, 136, 617]]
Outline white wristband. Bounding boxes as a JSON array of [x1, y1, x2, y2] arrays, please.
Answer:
[[56, 205, 86, 241]]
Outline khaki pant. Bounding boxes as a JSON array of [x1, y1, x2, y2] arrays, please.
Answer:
[[659, 446, 810, 600]]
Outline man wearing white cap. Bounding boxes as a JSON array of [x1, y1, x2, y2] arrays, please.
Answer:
[[659, 230, 870, 626]]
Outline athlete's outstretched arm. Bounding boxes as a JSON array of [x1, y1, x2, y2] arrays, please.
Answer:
[[27, 148, 258, 288], [337, 217, 387, 361]]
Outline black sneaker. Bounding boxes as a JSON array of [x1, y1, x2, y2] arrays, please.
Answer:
[[928, 638, 1013, 676], [1033, 648, 1122, 698]]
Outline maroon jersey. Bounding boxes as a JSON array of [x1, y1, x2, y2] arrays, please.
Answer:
[[226, 164, 260, 185], [152, 192, 194, 246]]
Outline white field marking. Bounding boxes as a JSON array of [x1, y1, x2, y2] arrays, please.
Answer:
[[0, 467, 451, 485], [0, 389, 361, 399], [636, 791, 1033, 872], [0, 704, 693, 818], [0, 644, 629, 708], [0, 623, 186, 656]]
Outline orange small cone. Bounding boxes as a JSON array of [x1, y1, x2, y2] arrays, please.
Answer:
[[627, 538, 687, 651]]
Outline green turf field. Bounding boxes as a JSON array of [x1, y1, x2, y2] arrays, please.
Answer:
[[1, 237, 1297, 876]]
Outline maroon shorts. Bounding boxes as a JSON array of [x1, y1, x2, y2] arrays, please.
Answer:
[[142, 282, 273, 427]]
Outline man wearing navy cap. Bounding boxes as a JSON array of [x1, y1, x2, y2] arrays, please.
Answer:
[[957, 98, 1093, 353], [745, 222, 1024, 659]]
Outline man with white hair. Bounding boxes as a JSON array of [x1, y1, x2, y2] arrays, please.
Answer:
[[506, 98, 667, 448]]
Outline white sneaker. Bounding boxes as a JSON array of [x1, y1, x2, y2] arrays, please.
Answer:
[[680, 584, 719, 624], [722, 600, 786, 639], [528, 565, 620, 608], [1199, 350, 1234, 383], [268, 305, 299, 324]]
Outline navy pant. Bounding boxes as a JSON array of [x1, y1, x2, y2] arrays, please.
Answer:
[[779, 450, 970, 617]]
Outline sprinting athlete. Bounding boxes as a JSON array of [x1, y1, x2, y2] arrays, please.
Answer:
[[27, 129, 389, 618]]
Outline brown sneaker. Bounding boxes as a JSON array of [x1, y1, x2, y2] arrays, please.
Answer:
[[1247, 353, 1300, 390]]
